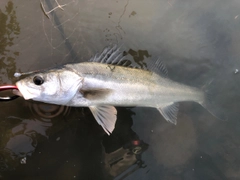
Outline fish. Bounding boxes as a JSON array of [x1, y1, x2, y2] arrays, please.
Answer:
[[15, 45, 225, 135]]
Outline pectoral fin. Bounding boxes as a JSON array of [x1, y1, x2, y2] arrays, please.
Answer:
[[89, 105, 117, 135], [157, 102, 179, 125]]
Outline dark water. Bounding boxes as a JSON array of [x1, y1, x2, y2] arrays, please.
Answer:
[[0, 0, 239, 179]]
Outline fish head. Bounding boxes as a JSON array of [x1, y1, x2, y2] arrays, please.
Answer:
[[16, 69, 83, 105]]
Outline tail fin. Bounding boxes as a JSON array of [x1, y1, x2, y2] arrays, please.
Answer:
[[199, 80, 227, 121]]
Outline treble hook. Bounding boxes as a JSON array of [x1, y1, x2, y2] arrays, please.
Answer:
[[0, 85, 19, 101]]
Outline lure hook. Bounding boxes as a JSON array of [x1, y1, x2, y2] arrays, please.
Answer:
[[0, 85, 19, 101]]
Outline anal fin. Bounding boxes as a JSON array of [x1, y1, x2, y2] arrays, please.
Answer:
[[157, 102, 179, 125], [89, 105, 117, 135]]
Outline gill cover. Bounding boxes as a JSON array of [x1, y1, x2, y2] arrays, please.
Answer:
[[16, 69, 83, 105]]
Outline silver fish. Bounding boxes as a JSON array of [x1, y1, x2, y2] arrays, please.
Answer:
[[15, 45, 225, 135]]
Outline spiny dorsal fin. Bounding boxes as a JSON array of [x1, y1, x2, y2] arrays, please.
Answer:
[[148, 58, 168, 77], [89, 45, 131, 67], [116, 59, 132, 67], [89, 45, 168, 74]]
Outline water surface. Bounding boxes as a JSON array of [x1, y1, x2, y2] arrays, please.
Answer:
[[0, 0, 239, 179]]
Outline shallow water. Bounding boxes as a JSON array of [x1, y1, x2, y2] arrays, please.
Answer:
[[0, 0, 240, 179]]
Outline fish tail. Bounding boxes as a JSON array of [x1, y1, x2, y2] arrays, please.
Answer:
[[199, 81, 227, 121]]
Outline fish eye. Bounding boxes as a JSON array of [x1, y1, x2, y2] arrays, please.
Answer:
[[33, 76, 44, 85]]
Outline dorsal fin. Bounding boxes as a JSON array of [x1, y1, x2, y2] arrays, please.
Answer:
[[89, 46, 168, 74], [89, 45, 131, 66], [148, 58, 168, 77]]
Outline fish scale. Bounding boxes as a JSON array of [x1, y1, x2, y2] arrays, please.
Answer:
[[15, 45, 226, 135]]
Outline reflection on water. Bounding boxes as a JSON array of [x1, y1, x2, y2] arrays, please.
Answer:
[[103, 108, 148, 179], [0, 102, 56, 176], [0, 101, 148, 179], [0, 0, 240, 179], [28, 101, 70, 119], [0, 1, 20, 84]]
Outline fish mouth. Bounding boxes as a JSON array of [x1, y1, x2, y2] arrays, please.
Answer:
[[16, 81, 34, 100], [12, 89, 23, 97]]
